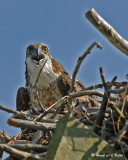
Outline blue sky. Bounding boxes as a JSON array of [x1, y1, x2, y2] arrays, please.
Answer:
[[0, 1, 128, 135]]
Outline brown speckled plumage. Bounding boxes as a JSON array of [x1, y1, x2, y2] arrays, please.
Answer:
[[16, 87, 29, 111]]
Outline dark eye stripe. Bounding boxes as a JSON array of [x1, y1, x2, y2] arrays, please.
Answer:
[[27, 45, 34, 50], [27, 45, 34, 54]]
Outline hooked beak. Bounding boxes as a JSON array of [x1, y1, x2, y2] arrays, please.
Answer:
[[31, 48, 45, 65]]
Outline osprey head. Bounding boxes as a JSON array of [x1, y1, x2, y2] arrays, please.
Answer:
[[26, 43, 51, 66]]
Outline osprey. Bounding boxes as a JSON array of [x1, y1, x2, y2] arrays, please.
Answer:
[[16, 43, 95, 111]]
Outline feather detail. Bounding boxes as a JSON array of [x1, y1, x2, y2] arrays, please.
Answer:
[[16, 87, 29, 111]]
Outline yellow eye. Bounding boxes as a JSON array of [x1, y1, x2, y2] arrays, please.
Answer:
[[28, 48, 33, 54], [43, 47, 48, 53]]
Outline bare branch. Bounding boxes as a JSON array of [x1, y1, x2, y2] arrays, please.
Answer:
[[93, 68, 116, 133], [84, 81, 128, 90], [109, 88, 126, 94], [6, 143, 48, 151], [69, 89, 104, 98], [86, 8, 128, 56], [0, 130, 11, 142], [0, 105, 29, 119], [31, 130, 44, 144], [0, 144, 45, 160], [34, 96, 67, 122], [70, 42, 102, 93], [115, 120, 128, 143], [69, 89, 119, 102], [117, 85, 128, 131], [0, 105, 18, 114], [7, 118, 56, 131], [109, 102, 126, 121]]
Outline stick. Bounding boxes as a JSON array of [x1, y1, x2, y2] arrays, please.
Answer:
[[7, 118, 56, 131], [69, 89, 104, 98], [117, 85, 128, 130], [109, 87, 126, 94], [35, 59, 48, 111], [0, 130, 11, 142], [0, 144, 45, 160], [31, 130, 44, 144], [0, 105, 18, 114], [115, 120, 128, 143], [93, 68, 116, 133], [69, 89, 119, 101], [34, 96, 67, 122], [86, 8, 128, 56], [84, 81, 128, 90], [0, 105, 29, 120], [70, 42, 102, 93], [109, 102, 126, 121], [5, 144, 48, 151]]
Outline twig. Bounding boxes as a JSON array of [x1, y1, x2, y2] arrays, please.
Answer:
[[70, 42, 102, 93], [31, 130, 44, 144], [0, 105, 29, 120], [84, 81, 128, 91], [117, 141, 128, 153], [93, 94, 108, 132], [115, 120, 128, 143], [117, 85, 128, 130], [110, 109, 117, 136], [34, 96, 68, 122], [109, 102, 126, 121], [0, 105, 18, 114], [100, 67, 107, 89], [86, 8, 128, 56], [105, 121, 124, 130], [109, 87, 126, 94], [0, 105, 57, 124], [35, 59, 48, 111], [69, 89, 104, 98], [0, 144, 45, 160], [49, 102, 67, 119], [8, 118, 56, 131], [35, 60, 48, 85], [69, 88, 119, 101], [1, 143, 48, 151], [93, 68, 116, 133], [101, 120, 106, 139], [0, 130, 11, 142]]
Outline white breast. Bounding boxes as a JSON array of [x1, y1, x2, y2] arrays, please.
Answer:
[[26, 57, 62, 108]]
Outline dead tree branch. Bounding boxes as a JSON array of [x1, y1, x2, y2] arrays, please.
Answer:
[[86, 8, 128, 56], [70, 42, 102, 93], [84, 81, 128, 90], [115, 120, 128, 143], [69, 88, 120, 102], [2, 144, 48, 151], [0, 105, 18, 114], [109, 102, 126, 121], [8, 118, 56, 131], [93, 68, 116, 133], [0, 144, 45, 160], [34, 96, 67, 122]]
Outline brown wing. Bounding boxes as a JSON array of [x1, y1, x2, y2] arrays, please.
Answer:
[[16, 87, 29, 111], [57, 73, 86, 96], [25, 61, 30, 86], [57, 72, 71, 96], [51, 57, 86, 96], [51, 57, 69, 75]]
